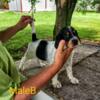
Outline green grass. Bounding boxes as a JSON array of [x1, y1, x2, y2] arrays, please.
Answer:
[[72, 12, 100, 40], [0, 11, 100, 59]]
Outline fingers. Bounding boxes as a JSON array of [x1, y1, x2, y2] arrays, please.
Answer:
[[64, 48, 73, 61], [21, 16, 32, 20], [57, 40, 66, 52], [24, 19, 32, 24], [21, 16, 33, 23]]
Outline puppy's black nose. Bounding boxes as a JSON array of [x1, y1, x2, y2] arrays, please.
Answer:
[[72, 39, 78, 46]]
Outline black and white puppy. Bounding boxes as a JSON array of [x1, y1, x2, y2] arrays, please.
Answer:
[[19, 21, 80, 88]]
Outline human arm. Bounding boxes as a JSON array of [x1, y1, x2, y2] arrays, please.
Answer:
[[14, 40, 74, 100], [0, 16, 32, 42]]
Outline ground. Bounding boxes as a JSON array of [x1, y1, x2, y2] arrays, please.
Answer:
[[43, 41, 100, 100], [16, 42, 100, 100], [45, 47, 100, 100]]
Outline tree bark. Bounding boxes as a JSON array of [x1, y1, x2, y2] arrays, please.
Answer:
[[53, 0, 77, 40], [97, 4, 100, 12]]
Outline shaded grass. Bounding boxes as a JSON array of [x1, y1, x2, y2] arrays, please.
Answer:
[[72, 12, 100, 41], [0, 11, 100, 59]]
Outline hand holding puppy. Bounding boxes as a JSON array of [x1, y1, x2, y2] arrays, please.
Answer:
[[54, 40, 73, 67]]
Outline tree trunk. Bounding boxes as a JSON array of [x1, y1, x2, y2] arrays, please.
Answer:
[[97, 4, 100, 13], [53, 0, 77, 40]]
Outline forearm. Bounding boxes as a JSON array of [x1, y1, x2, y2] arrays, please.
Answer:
[[21, 63, 61, 89], [14, 48, 73, 100], [0, 16, 33, 42], [14, 64, 61, 100], [0, 24, 20, 42]]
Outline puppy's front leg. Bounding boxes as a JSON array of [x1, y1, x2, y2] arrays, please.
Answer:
[[52, 74, 62, 88], [19, 55, 27, 71], [19, 47, 31, 71], [65, 50, 79, 84], [38, 59, 49, 67]]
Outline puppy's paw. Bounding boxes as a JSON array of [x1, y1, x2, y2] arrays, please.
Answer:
[[40, 62, 46, 66], [52, 80, 62, 88], [70, 77, 79, 84], [39, 60, 48, 67]]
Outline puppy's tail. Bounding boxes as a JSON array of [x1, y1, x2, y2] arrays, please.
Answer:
[[31, 19, 38, 41]]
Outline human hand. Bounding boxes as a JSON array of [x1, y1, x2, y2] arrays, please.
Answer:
[[54, 40, 74, 67], [15, 16, 33, 30]]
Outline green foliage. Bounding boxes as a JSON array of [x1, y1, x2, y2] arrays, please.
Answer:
[[93, 0, 100, 4], [76, 0, 100, 13], [2, 0, 13, 3], [76, 0, 93, 13], [28, 0, 39, 6], [28, 0, 39, 16], [92, 0, 100, 5]]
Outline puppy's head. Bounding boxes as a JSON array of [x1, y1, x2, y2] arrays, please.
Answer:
[[55, 26, 81, 49]]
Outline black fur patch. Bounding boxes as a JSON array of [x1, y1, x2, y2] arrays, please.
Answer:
[[54, 27, 69, 49], [32, 33, 38, 41], [36, 40, 48, 60], [54, 26, 80, 49]]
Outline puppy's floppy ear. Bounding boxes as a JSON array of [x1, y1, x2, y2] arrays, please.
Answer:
[[74, 29, 81, 43], [71, 26, 81, 43], [54, 27, 67, 49], [54, 31, 63, 49], [75, 30, 81, 43]]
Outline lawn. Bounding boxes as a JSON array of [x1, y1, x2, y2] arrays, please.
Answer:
[[0, 11, 100, 59]]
